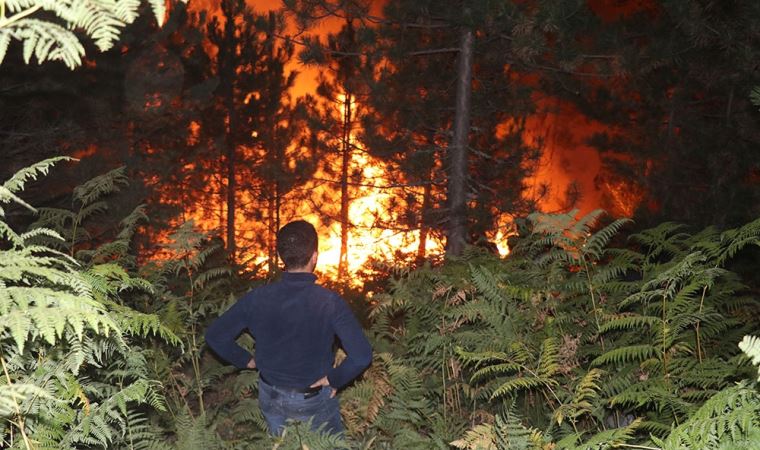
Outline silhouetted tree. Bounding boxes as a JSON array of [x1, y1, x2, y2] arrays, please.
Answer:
[[297, 11, 374, 279]]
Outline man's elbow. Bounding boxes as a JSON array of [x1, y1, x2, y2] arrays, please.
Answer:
[[357, 346, 373, 370], [204, 328, 222, 351]]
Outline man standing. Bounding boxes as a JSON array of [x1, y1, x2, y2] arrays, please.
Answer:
[[205, 220, 372, 435]]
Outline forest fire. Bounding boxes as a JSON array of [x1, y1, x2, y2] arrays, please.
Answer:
[[4, 0, 760, 448], [161, 99, 449, 284], [148, 0, 646, 285], [525, 97, 644, 218]]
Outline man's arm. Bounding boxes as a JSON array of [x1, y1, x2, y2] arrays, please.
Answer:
[[205, 296, 254, 369], [324, 295, 372, 389]]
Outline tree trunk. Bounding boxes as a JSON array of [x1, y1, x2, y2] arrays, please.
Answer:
[[221, 0, 237, 258], [275, 182, 281, 243], [225, 124, 236, 258], [266, 11, 280, 274], [338, 90, 352, 278], [267, 196, 276, 273], [446, 27, 473, 257]]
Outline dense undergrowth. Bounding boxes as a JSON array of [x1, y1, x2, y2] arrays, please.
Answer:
[[1, 160, 759, 449]]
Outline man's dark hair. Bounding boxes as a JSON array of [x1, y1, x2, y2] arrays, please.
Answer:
[[276, 220, 318, 270]]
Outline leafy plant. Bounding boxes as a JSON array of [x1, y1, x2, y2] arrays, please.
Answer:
[[0, 159, 178, 449], [372, 209, 760, 449], [0, 0, 182, 68]]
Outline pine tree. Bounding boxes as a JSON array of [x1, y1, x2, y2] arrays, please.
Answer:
[[205, 1, 314, 265], [362, 0, 543, 256], [296, 8, 375, 279], [242, 12, 316, 274]]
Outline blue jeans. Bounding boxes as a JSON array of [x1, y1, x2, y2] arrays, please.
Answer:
[[258, 378, 344, 436]]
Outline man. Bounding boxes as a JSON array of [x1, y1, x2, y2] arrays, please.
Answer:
[[205, 220, 372, 436]]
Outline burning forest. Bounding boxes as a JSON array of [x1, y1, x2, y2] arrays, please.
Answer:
[[1, 0, 760, 449]]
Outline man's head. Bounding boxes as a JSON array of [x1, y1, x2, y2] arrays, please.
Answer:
[[276, 220, 318, 271]]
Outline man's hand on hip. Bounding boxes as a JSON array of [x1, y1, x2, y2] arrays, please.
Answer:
[[310, 376, 336, 398], [246, 358, 256, 370]]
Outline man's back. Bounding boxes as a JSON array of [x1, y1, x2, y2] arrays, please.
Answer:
[[205, 220, 372, 436], [249, 272, 369, 388], [206, 272, 371, 390]]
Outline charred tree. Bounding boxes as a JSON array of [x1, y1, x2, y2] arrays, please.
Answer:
[[336, 18, 357, 279], [445, 27, 473, 257], [298, 15, 365, 279], [248, 12, 313, 274], [338, 86, 352, 278], [215, 0, 241, 258]]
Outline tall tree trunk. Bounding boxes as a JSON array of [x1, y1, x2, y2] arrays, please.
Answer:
[[338, 90, 352, 278], [221, 0, 237, 258], [266, 182, 282, 274], [267, 196, 276, 273], [275, 181, 281, 242], [225, 122, 236, 258], [266, 10, 279, 274], [268, 170, 282, 273], [446, 27, 473, 257]]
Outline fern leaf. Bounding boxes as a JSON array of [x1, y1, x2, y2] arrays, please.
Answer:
[[576, 418, 641, 450], [490, 376, 552, 400], [72, 166, 128, 206], [0, 30, 11, 65], [592, 344, 658, 367], [1, 157, 72, 204]]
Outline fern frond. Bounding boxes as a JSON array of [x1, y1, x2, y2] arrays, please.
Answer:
[[599, 314, 660, 334], [72, 166, 128, 206], [1, 157, 72, 198], [653, 383, 760, 449], [575, 418, 641, 450], [0, 30, 11, 65], [490, 376, 554, 400], [0, 1, 183, 69], [0, 157, 73, 212], [592, 344, 658, 367], [537, 337, 560, 379], [0, 383, 52, 418], [717, 217, 760, 265], [583, 217, 632, 259], [450, 422, 497, 449]]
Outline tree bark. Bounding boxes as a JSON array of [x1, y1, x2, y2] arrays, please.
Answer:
[[267, 196, 276, 273], [221, 0, 237, 258], [225, 121, 236, 258], [338, 90, 352, 278], [266, 181, 282, 274], [446, 27, 473, 257]]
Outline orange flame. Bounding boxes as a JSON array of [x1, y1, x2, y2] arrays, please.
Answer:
[[524, 96, 643, 218], [159, 0, 641, 286]]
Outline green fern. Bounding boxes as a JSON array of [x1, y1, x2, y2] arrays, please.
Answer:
[[653, 383, 760, 450], [0, 160, 179, 449], [0, 0, 182, 68]]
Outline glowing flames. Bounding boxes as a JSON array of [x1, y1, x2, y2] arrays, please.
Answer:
[[304, 151, 444, 280], [144, 0, 643, 286], [524, 97, 643, 218]]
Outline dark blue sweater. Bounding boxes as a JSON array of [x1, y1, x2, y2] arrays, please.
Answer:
[[205, 272, 372, 389]]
